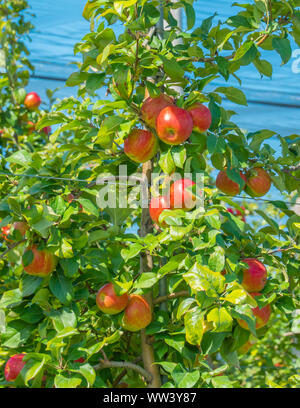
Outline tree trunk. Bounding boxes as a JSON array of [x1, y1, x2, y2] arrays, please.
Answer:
[[139, 161, 161, 388]]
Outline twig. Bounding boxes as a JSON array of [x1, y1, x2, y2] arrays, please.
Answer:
[[0, 239, 26, 259], [94, 359, 153, 384], [153, 290, 190, 305], [111, 356, 142, 388]]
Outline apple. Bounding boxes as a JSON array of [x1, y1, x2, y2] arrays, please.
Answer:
[[122, 294, 152, 332], [187, 103, 212, 133], [124, 129, 158, 163], [216, 170, 247, 196], [156, 106, 193, 145], [227, 206, 246, 222], [22, 245, 57, 277], [238, 336, 257, 355], [24, 92, 41, 110], [4, 354, 26, 382], [237, 292, 271, 330], [96, 283, 129, 315], [149, 195, 170, 227], [245, 167, 271, 197], [241, 258, 267, 292], [42, 126, 51, 135], [74, 357, 85, 363], [170, 178, 196, 210], [27, 121, 35, 133], [141, 94, 174, 128]]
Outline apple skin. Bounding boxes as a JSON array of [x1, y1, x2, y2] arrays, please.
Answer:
[[237, 292, 271, 330], [96, 283, 129, 315], [27, 121, 35, 134], [124, 129, 158, 163], [227, 206, 246, 222], [216, 170, 247, 196], [122, 294, 152, 332], [156, 106, 193, 145], [170, 178, 196, 210], [245, 167, 271, 197], [4, 354, 26, 382], [149, 195, 170, 227], [141, 94, 174, 128], [24, 92, 41, 110], [241, 258, 267, 293], [22, 245, 57, 277], [187, 103, 212, 133], [42, 126, 51, 135]]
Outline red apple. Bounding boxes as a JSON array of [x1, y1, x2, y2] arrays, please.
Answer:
[[141, 94, 174, 128], [124, 129, 158, 163], [149, 195, 170, 227], [5, 354, 26, 382], [156, 106, 193, 145], [187, 103, 212, 133], [96, 283, 129, 315], [42, 126, 51, 135], [122, 294, 152, 332], [227, 206, 246, 222], [74, 357, 85, 364], [170, 178, 196, 210], [237, 292, 271, 330], [216, 170, 246, 196], [241, 258, 267, 293], [22, 245, 57, 277], [245, 167, 271, 197], [24, 92, 41, 110]]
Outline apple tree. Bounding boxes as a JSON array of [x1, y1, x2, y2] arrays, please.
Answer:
[[0, 0, 300, 388]]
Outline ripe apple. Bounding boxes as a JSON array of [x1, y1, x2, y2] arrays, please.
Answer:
[[4, 354, 26, 382], [122, 294, 152, 332], [42, 126, 51, 135], [149, 195, 170, 227], [245, 167, 271, 197], [170, 178, 196, 210], [74, 357, 85, 363], [22, 245, 57, 277], [156, 106, 193, 145], [187, 103, 212, 133], [124, 129, 158, 163], [227, 206, 246, 222], [216, 170, 247, 196], [237, 292, 271, 330], [141, 94, 174, 128], [241, 258, 267, 292], [24, 92, 41, 110], [96, 283, 129, 315]]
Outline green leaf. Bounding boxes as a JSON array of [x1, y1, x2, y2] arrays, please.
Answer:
[[208, 246, 225, 272], [249, 129, 276, 150], [184, 307, 204, 345], [20, 275, 43, 297], [272, 38, 292, 65], [76, 363, 96, 387], [66, 71, 88, 87], [175, 370, 200, 388], [172, 146, 186, 169], [183, 263, 225, 297], [215, 86, 247, 106], [49, 271, 74, 305], [212, 375, 233, 388], [0, 289, 23, 308], [207, 307, 233, 332], [159, 149, 176, 175], [134, 273, 158, 289], [177, 298, 196, 319], [7, 150, 32, 167], [160, 55, 185, 81], [54, 374, 82, 388], [77, 198, 99, 217], [201, 332, 228, 354], [22, 358, 45, 386], [121, 243, 143, 262]]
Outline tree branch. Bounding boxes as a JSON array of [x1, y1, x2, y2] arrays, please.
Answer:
[[0, 239, 26, 259], [153, 290, 190, 305], [94, 359, 153, 384]]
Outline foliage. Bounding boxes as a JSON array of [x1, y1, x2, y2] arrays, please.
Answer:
[[0, 0, 299, 388]]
